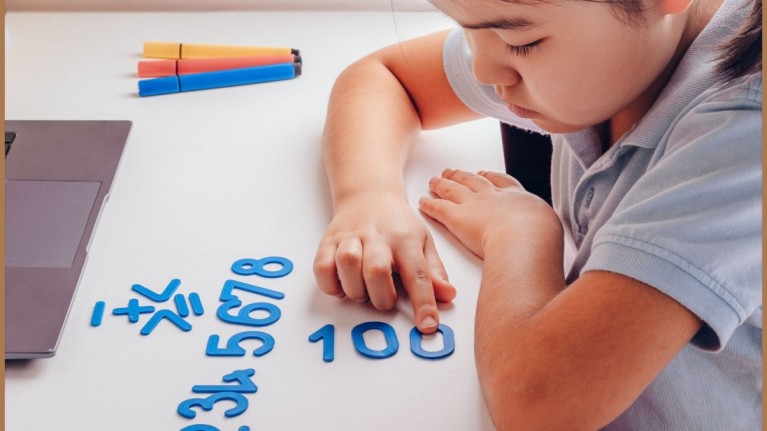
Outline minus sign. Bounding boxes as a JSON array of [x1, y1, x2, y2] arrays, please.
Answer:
[[91, 301, 106, 327]]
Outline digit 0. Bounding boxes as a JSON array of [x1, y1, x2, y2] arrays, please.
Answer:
[[351, 321, 399, 359], [409, 324, 455, 360]]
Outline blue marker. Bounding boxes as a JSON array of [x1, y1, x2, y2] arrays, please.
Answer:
[[138, 62, 302, 97]]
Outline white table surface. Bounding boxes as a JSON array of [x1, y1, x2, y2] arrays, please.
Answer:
[[5, 10, 506, 431]]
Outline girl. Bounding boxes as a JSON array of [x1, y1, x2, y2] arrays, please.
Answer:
[[313, 0, 761, 428]]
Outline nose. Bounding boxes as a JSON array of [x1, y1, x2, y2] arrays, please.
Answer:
[[467, 29, 521, 87]]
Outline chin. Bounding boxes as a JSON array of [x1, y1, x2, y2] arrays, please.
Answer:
[[531, 116, 596, 135]]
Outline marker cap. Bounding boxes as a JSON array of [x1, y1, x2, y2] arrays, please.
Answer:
[[138, 76, 180, 96], [144, 42, 181, 59], [138, 60, 177, 77]]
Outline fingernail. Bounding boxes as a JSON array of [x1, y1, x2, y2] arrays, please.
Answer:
[[420, 315, 438, 330]]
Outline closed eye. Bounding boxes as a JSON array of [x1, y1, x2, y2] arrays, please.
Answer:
[[505, 40, 542, 57]]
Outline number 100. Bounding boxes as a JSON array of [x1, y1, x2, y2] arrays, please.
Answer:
[[309, 321, 455, 362]]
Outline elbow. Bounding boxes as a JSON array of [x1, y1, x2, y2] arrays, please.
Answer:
[[476, 347, 600, 431]]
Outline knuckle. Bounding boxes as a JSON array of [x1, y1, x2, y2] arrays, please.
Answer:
[[363, 262, 391, 281], [412, 268, 431, 289], [313, 259, 336, 277], [413, 269, 431, 286], [415, 300, 439, 316], [346, 290, 369, 302], [317, 282, 340, 296], [336, 248, 362, 266], [370, 295, 397, 311]]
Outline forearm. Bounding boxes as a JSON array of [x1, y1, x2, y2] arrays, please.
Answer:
[[322, 57, 422, 207], [420, 171, 701, 430], [475, 227, 700, 430], [475, 224, 570, 430]]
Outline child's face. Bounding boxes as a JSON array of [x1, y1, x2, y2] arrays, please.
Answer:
[[432, 0, 684, 133]]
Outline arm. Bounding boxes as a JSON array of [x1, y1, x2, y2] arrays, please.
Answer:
[[420, 169, 701, 430], [314, 30, 481, 333]]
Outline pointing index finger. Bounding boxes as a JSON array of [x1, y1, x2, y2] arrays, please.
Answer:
[[394, 240, 440, 334]]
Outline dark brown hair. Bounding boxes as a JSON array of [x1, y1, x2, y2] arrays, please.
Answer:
[[599, 0, 762, 80], [715, 0, 761, 80], [499, 0, 762, 80]]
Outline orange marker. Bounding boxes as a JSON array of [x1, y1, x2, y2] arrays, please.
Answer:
[[143, 41, 299, 59], [138, 54, 302, 77]]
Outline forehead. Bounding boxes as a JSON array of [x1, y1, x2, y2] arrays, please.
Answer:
[[428, 0, 558, 30]]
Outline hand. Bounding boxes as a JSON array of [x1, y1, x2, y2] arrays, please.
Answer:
[[419, 169, 562, 260], [314, 195, 456, 334]]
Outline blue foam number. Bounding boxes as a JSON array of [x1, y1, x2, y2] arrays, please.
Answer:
[[177, 392, 248, 419], [220, 279, 284, 302], [217, 300, 281, 327], [308, 324, 335, 363], [193, 368, 258, 394], [180, 425, 220, 431], [231, 256, 293, 278], [180, 427, 250, 431], [351, 321, 399, 359], [409, 324, 456, 360], [206, 331, 275, 357]]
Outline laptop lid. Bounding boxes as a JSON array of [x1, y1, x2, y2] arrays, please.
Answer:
[[5, 120, 131, 359]]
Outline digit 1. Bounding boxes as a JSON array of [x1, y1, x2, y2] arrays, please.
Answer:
[[308, 324, 335, 363]]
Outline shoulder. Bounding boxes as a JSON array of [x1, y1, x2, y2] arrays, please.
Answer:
[[584, 74, 762, 352], [692, 72, 761, 111], [661, 72, 761, 158]]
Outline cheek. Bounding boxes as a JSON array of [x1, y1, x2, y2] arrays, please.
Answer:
[[525, 33, 649, 126], [522, 59, 608, 125]]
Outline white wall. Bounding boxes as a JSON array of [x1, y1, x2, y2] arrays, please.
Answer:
[[6, 0, 437, 11]]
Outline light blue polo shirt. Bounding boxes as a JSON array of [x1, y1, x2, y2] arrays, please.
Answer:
[[442, 0, 762, 429]]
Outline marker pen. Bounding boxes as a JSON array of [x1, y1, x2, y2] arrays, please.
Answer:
[[138, 62, 302, 97], [144, 41, 300, 59], [138, 54, 302, 77]]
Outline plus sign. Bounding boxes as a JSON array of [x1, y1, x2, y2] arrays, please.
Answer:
[[112, 298, 155, 323]]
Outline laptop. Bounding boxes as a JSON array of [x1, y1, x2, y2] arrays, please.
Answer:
[[5, 120, 131, 359]]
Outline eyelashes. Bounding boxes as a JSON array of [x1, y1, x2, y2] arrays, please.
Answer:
[[505, 40, 542, 57]]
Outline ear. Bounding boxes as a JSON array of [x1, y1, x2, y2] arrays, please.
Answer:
[[659, 0, 694, 14]]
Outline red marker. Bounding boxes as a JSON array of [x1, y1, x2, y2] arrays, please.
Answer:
[[138, 54, 302, 78]]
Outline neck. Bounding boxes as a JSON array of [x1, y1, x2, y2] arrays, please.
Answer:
[[606, 0, 724, 146]]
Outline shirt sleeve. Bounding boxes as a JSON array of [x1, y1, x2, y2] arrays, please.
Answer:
[[583, 76, 763, 351], [442, 27, 545, 134]]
